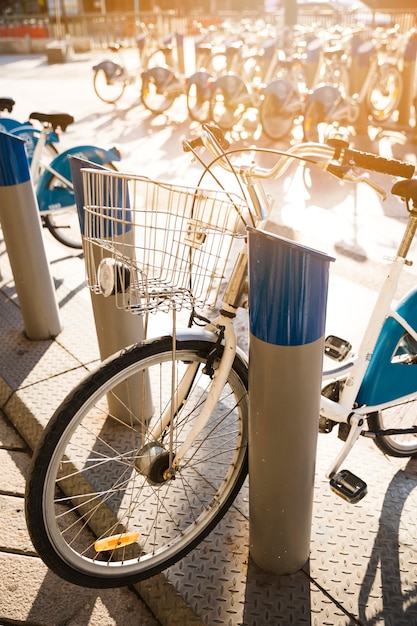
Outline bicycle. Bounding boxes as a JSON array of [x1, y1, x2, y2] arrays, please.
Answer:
[[11, 110, 121, 249], [92, 35, 150, 104], [303, 36, 403, 142], [0, 97, 59, 162], [25, 124, 417, 589], [140, 31, 230, 118]]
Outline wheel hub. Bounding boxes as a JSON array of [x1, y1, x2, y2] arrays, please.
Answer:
[[135, 441, 171, 485]]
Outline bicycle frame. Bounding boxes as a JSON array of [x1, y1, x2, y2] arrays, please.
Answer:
[[166, 132, 417, 483], [30, 123, 121, 214]]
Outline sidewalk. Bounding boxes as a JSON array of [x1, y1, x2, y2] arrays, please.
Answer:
[[1, 51, 417, 625]]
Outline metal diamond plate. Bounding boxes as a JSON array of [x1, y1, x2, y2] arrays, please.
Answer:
[[162, 432, 417, 625]]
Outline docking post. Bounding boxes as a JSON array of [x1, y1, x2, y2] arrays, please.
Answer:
[[0, 131, 61, 339], [247, 228, 333, 575]]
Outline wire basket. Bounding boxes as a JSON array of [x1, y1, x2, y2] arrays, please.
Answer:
[[81, 168, 248, 314]]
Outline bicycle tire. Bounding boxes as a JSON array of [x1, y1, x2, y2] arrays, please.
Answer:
[[186, 71, 212, 123], [93, 68, 126, 104], [43, 162, 117, 249], [303, 99, 327, 143], [209, 74, 248, 130], [367, 63, 402, 122], [367, 401, 417, 458], [140, 67, 178, 114], [25, 336, 249, 588], [260, 79, 298, 141]]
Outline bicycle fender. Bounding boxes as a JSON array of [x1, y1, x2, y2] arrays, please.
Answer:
[[36, 146, 120, 212], [211, 72, 249, 97], [186, 70, 213, 88], [262, 78, 299, 106], [357, 286, 417, 406], [304, 84, 341, 113], [167, 328, 249, 367], [8, 125, 59, 163], [0, 117, 27, 132], [142, 66, 176, 83], [93, 60, 123, 79]]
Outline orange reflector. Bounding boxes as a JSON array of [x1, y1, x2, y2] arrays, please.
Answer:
[[94, 531, 140, 552]]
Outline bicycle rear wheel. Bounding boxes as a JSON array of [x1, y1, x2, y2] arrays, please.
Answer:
[[93, 68, 126, 104], [25, 336, 249, 588], [368, 398, 417, 457]]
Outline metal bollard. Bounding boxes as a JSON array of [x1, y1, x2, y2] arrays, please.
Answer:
[[0, 131, 61, 340], [398, 32, 417, 127], [304, 39, 322, 91], [69, 157, 153, 422], [350, 40, 373, 134], [247, 228, 334, 575], [175, 32, 195, 76]]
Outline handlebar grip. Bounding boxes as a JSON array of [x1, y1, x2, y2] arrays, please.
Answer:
[[343, 148, 415, 179]]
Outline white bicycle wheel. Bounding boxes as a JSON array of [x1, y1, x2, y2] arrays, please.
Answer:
[[26, 337, 248, 588]]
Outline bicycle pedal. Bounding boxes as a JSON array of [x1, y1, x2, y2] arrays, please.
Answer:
[[324, 335, 352, 361], [330, 469, 367, 504]]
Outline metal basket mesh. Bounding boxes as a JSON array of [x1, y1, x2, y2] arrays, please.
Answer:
[[82, 169, 248, 314]]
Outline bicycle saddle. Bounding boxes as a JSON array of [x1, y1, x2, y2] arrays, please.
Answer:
[[0, 97, 15, 112], [29, 112, 74, 131], [392, 178, 417, 203]]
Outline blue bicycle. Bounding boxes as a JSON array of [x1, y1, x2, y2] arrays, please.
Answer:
[[0, 98, 121, 249]]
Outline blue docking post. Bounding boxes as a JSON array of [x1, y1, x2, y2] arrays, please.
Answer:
[[0, 131, 61, 339], [247, 228, 334, 575]]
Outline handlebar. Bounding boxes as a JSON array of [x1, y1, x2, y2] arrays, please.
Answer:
[[184, 124, 415, 183], [342, 148, 414, 179]]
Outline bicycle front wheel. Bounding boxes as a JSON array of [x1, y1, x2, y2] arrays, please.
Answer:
[[25, 336, 249, 588], [260, 79, 298, 141], [186, 71, 212, 123], [93, 68, 126, 104], [210, 74, 248, 130], [303, 99, 328, 143], [140, 67, 178, 114], [368, 398, 417, 457]]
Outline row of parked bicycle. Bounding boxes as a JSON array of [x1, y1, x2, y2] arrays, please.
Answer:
[[93, 19, 415, 142]]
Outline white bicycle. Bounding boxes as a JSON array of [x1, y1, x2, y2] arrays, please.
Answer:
[[25, 124, 417, 588]]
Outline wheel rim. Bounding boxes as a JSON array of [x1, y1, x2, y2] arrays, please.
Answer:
[[41, 344, 248, 581], [94, 69, 125, 104], [372, 398, 417, 456]]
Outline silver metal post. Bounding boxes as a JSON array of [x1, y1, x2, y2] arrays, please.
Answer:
[[0, 131, 61, 340], [247, 228, 333, 574]]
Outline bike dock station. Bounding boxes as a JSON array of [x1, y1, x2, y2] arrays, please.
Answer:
[[247, 228, 333, 576], [1, 51, 417, 626]]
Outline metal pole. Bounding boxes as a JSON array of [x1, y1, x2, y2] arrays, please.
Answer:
[[0, 131, 61, 340], [247, 228, 333, 575], [398, 32, 417, 127]]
